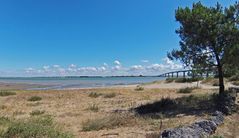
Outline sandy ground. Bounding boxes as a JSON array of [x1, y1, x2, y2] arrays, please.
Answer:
[[0, 81, 238, 138]]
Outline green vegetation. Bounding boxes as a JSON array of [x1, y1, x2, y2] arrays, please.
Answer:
[[30, 110, 45, 116], [0, 90, 16, 97], [232, 81, 239, 86], [165, 77, 203, 83], [165, 78, 174, 83], [0, 116, 73, 138], [28, 96, 42, 102], [135, 93, 218, 116], [210, 136, 224, 138], [88, 92, 102, 98], [103, 93, 116, 98], [82, 114, 133, 131], [168, 2, 239, 94], [135, 85, 144, 91], [87, 104, 99, 112], [229, 74, 239, 81], [178, 87, 196, 94]]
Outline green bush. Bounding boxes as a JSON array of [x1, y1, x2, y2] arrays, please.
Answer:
[[0, 90, 16, 97], [28, 96, 42, 102], [88, 92, 102, 98], [103, 93, 116, 98], [0, 116, 73, 138], [229, 74, 239, 81], [82, 114, 127, 131], [178, 87, 195, 94], [165, 77, 203, 83], [165, 78, 174, 83]]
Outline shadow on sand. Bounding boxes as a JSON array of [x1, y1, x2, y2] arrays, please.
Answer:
[[133, 93, 219, 118]]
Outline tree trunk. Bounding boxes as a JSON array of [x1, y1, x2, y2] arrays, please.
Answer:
[[218, 64, 225, 95]]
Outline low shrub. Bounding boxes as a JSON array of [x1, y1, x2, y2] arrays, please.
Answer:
[[165, 78, 174, 83], [134, 93, 218, 116], [28, 96, 42, 102], [103, 93, 116, 98], [165, 77, 203, 83], [0, 116, 73, 138], [229, 74, 239, 81], [0, 90, 16, 97], [175, 77, 203, 83], [30, 110, 45, 116], [88, 92, 102, 98], [135, 85, 144, 91], [232, 81, 239, 86], [82, 114, 134, 131], [177, 87, 195, 94], [134, 97, 177, 115]]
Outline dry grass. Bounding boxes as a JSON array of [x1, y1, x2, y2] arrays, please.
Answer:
[[0, 86, 237, 137]]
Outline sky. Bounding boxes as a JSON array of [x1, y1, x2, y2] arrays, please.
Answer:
[[0, 0, 237, 77]]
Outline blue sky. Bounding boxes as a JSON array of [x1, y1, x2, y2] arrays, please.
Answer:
[[0, 0, 236, 76]]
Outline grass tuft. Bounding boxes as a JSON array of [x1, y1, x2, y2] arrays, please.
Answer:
[[28, 96, 42, 102], [88, 92, 102, 98], [135, 85, 144, 91], [0, 90, 16, 97], [103, 93, 116, 98], [82, 114, 136, 131], [0, 116, 73, 138], [30, 110, 45, 116], [86, 104, 99, 112]]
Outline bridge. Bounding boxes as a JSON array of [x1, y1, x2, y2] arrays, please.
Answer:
[[158, 69, 213, 78]]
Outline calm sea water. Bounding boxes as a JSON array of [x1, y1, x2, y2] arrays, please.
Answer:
[[0, 77, 165, 90]]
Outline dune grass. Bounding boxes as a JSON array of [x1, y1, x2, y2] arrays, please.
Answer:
[[0, 115, 73, 138], [103, 93, 116, 98], [88, 92, 102, 98], [28, 96, 42, 102], [30, 110, 45, 116], [0, 90, 16, 97], [86, 104, 99, 112], [82, 114, 137, 131]]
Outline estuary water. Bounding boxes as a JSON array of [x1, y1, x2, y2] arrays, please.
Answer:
[[0, 76, 165, 90]]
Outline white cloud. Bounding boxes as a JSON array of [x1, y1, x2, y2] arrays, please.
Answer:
[[78, 67, 97, 72], [98, 66, 106, 72], [130, 65, 144, 71], [43, 65, 50, 70], [141, 60, 149, 63], [23, 57, 182, 76], [103, 63, 108, 67], [69, 64, 77, 68], [114, 60, 121, 65], [146, 64, 164, 71], [53, 65, 60, 68], [25, 67, 35, 73], [112, 65, 121, 71]]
